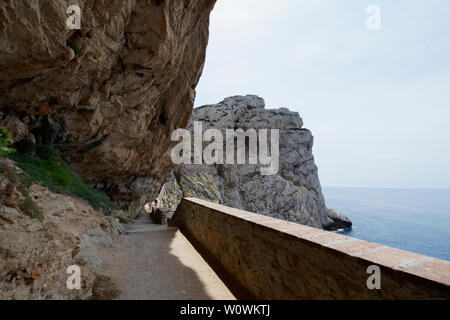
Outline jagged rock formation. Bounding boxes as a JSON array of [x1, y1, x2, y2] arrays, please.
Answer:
[[0, 159, 124, 299], [159, 95, 351, 230], [0, 0, 216, 214]]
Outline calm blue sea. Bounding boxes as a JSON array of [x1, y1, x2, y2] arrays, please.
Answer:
[[323, 187, 450, 261]]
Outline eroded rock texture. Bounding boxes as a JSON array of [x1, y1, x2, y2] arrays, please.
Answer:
[[0, 0, 216, 214], [159, 95, 351, 230], [0, 159, 124, 299]]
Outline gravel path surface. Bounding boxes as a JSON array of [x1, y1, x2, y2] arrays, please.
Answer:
[[98, 215, 235, 300]]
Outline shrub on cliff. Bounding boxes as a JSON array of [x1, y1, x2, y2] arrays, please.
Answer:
[[0, 126, 15, 157], [66, 39, 80, 55], [9, 146, 119, 214]]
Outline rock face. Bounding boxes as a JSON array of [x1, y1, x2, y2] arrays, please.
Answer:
[[159, 95, 351, 230], [0, 159, 124, 299], [0, 0, 217, 214]]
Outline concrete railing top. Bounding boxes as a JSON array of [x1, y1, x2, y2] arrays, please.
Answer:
[[172, 197, 450, 299]]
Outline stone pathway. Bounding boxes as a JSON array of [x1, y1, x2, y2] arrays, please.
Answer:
[[98, 214, 235, 300], [124, 215, 169, 234]]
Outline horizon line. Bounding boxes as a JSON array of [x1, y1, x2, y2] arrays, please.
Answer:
[[323, 186, 450, 190]]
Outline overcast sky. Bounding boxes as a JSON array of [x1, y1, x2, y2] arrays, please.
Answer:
[[194, 0, 450, 189]]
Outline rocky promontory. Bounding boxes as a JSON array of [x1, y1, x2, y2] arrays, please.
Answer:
[[159, 95, 352, 230]]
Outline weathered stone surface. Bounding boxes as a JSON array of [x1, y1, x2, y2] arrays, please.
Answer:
[[173, 198, 450, 299], [160, 95, 351, 230], [0, 160, 124, 299], [0, 0, 217, 214], [326, 208, 353, 230]]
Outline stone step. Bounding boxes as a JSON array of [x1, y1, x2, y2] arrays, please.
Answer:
[[125, 223, 175, 234], [133, 218, 153, 225]]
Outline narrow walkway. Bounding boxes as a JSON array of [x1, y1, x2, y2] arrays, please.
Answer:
[[98, 215, 235, 300], [125, 215, 169, 234]]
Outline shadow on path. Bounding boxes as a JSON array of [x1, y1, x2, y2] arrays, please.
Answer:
[[99, 216, 235, 300]]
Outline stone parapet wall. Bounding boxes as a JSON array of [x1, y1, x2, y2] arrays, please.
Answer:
[[172, 198, 450, 299]]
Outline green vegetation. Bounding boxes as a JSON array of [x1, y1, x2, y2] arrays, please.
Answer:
[[118, 217, 128, 224], [66, 39, 80, 55], [20, 196, 44, 221], [0, 126, 15, 157], [10, 145, 119, 214], [12, 181, 44, 221]]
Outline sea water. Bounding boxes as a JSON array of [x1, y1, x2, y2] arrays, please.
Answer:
[[323, 187, 450, 261]]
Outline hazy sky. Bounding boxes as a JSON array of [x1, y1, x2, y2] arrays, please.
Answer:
[[194, 0, 450, 189]]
